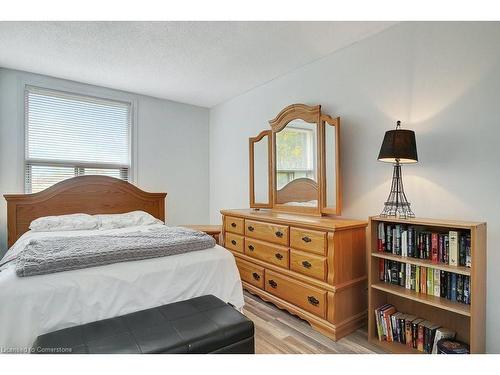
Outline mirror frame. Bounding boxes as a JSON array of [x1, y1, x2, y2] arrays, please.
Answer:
[[249, 130, 273, 208], [269, 104, 322, 215], [248, 103, 342, 216], [319, 114, 341, 215]]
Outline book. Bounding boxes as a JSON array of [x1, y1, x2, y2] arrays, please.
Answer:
[[427, 268, 433, 295], [444, 235, 449, 264], [466, 235, 472, 267], [449, 231, 459, 266], [457, 274, 463, 303], [379, 259, 385, 281], [425, 323, 441, 353], [464, 276, 471, 304], [404, 315, 417, 346], [399, 263, 405, 287], [431, 233, 439, 263], [405, 263, 411, 289], [401, 229, 408, 257], [386, 225, 392, 253], [432, 327, 456, 354], [411, 318, 424, 349], [408, 226, 415, 257], [392, 227, 397, 255], [382, 305, 397, 342], [417, 320, 428, 351], [377, 222, 385, 252], [459, 234, 466, 266], [395, 225, 401, 255], [425, 233, 431, 259], [433, 269, 441, 297], [415, 266, 420, 293], [438, 234, 444, 263], [420, 266, 427, 294], [451, 273, 457, 301]]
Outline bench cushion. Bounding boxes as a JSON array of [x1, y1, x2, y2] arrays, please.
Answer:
[[33, 295, 254, 354]]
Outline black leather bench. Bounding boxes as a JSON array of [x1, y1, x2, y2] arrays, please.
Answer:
[[33, 295, 254, 354]]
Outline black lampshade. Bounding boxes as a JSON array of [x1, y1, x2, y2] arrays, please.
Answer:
[[377, 122, 418, 164]]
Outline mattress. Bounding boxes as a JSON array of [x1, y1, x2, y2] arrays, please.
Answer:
[[0, 225, 244, 350]]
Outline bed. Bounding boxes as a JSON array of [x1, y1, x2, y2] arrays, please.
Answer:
[[0, 176, 243, 350]]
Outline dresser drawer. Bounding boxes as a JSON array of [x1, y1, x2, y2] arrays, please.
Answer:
[[264, 270, 327, 319], [225, 232, 244, 253], [236, 258, 264, 289], [290, 227, 327, 255], [245, 219, 288, 246], [245, 238, 289, 269], [290, 249, 327, 281], [225, 216, 244, 235]]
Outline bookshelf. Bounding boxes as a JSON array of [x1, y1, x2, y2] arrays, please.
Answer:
[[368, 216, 486, 354]]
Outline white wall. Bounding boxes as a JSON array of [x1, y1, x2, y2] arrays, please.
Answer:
[[209, 22, 500, 352], [0, 68, 210, 256]]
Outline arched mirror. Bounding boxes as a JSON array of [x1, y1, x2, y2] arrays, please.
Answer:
[[249, 104, 342, 216]]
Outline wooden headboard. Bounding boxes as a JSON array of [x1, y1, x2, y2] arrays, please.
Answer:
[[276, 178, 318, 204], [4, 176, 167, 248]]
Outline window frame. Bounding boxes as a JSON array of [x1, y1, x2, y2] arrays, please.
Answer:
[[23, 84, 136, 193]]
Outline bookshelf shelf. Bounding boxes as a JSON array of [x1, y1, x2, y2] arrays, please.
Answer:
[[368, 216, 487, 354], [371, 252, 471, 276], [371, 282, 471, 316]]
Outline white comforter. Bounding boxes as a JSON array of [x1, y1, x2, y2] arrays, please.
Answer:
[[0, 224, 244, 350]]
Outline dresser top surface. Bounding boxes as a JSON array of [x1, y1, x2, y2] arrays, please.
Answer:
[[221, 208, 367, 231]]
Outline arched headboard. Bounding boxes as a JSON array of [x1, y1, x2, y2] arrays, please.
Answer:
[[4, 176, 167, 248]]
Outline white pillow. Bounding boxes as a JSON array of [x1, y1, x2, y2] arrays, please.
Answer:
[[94, 211, 163, 230], [29, 213, 99, 232]]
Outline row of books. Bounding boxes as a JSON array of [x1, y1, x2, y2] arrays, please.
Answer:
[[376, 223, 471, 267], [379, 259, 471, 305], [375, 304, 456, 353]]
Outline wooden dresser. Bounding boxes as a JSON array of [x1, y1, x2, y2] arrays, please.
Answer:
[[221, 208, 368, 340]]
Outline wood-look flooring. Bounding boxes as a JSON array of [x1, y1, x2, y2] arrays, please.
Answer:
[[242, 291, 386, 354]]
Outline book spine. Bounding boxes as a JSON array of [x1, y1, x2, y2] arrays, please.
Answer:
[[379, 258, 385, 281], [417, 323, 425, 351], [457, 274, 463, 303], [377, 222, 384, 252], [405, 263, 411, 289], [415, 266, 420, 293], [399, 263, 405, 287], [431, 233, 438, 263], [386, 225, 392, 253], [421, 266, 427, 294], [466, 235, 472, 268], [451, 273, 457, 301], [408, 227, 414, 258], [459, 234, 466, 266], [425, 233, 431, 260], [405, 320, 413, 347], [438, 234, 444, 263], [427, 268, 433, 295], [449, 231, 459, 266], [444, 235, 449, 264], [433, 269, 441, 297], [401, 229, 408, 257], [392, 227, 397, 255]]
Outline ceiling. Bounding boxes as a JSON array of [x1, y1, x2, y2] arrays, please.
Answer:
[[0, 22, 396, 107]]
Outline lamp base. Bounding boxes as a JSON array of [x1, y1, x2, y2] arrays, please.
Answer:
[[380, 162, 415, 219]]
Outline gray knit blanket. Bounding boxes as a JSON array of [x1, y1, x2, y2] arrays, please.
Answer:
[[15, 226, 216, 277]]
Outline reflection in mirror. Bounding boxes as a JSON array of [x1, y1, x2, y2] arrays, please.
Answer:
[[325, 122, 337, 208], [253, 134, 270, 204], [275, 119, 318, 207]]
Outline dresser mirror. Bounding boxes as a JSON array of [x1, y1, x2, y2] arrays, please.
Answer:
[[249, 104, 341, 216], [275, 119, 319, 209], [249, 130, 272, 207]]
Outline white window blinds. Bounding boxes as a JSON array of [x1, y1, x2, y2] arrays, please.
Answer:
[[25, 86, 132, 193]]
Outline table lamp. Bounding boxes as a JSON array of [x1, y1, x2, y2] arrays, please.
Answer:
[[377, 120, 418, 218]]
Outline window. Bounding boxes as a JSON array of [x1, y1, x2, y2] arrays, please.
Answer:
[[25, 86, 132, 193], [275, 126, 315, 189]]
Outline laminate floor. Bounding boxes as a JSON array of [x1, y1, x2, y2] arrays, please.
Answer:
[[242, 291, 387, 354]]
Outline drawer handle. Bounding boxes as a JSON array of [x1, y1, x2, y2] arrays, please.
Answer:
[[248, 245, 255, 251], [268, 280, 278, 289], [302, 236, 312, 243], [231, 240, 237, 245], [275, 253, 283, 260], [307, 296, 319, 306], [248, 226, 255, 232], [231, 222, 237, 228], [275, 231, 284, 238], [252, 272, 260, 281], [302, 260, 312, 269]]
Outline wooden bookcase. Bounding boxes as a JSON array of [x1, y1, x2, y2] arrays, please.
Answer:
[[367, 216, 487, 354]]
